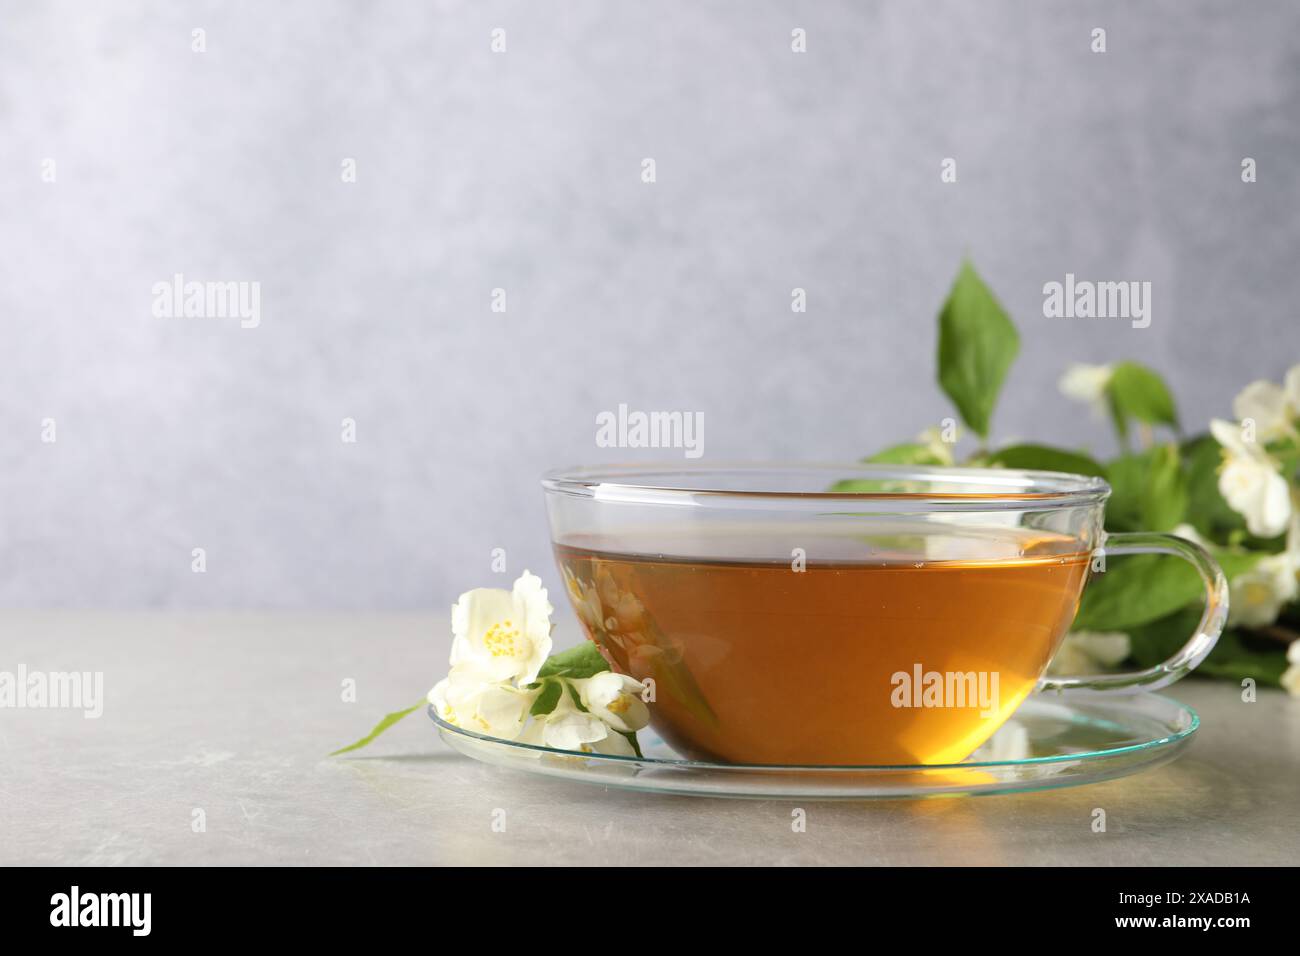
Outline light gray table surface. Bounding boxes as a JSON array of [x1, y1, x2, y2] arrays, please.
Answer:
[[3, 610, 1297, 866]]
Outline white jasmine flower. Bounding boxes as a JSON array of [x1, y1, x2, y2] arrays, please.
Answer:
[[1233, 379, 1292, 442], [917, 425, 957, 465], [1281, 641, 1300, 698], [353, 569, 652, 758], [1047, 631, 1131, 676], [1228, 553, 1299, 628], [429, 671, 537, 737], [539, 685, 636, 755], [1059, 363, 1114, 418], [1210, 418, 1292, 538], [1231, 365, 1300, 443], [427, 571, 650, 754], [572, 671, 650, 733], [449, 571, 554, 685]]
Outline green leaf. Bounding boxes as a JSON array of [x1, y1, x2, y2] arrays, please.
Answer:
[[1272, 439, 1300, 483], [566, 680, 589, 712], [529, 679, 563, 717], [1102, 453, 1146, 532], [985, 443, 1107, 478], [936, 260, 1020, 439], [1182, 433, 1245, 541], [1075, 545, 1264, 632], [1074, 554, 1202, 631], [1127, 609, 1289, 685], [1193, 629, 1289, 686], [1212, 547, 1267, 582], [1106, 361, 1179, 439], [1124, 606, 1202, 668], [536, 641, 609, 680], [1104, 444, 1187, 533], [618, 730, 644, 758], [330, 699, 427, 756], [1141, 443, 1188, 531], [863, 442, 948, 466]]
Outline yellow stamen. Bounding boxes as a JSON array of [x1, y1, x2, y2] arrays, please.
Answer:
[[483, 620, 522, 658]]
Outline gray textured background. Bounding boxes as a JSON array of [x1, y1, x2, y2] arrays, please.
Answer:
[[3, 0, 1298, 610]]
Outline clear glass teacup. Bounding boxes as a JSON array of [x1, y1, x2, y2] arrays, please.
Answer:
[[543, 463, 1226, 766]]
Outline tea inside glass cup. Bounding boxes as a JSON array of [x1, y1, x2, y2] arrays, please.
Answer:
[[543, 465, 1225, 766]]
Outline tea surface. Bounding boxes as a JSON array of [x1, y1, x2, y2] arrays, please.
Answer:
[[555, 525, 1090, 765]]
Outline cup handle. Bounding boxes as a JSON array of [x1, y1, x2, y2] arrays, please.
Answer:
[[1037, 531, 1229, 694]]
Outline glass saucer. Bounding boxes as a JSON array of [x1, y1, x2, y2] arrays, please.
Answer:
[[430, 692, 1198, 800]]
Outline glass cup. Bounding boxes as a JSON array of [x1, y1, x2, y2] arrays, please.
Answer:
[[542, 463, 1227, 766]]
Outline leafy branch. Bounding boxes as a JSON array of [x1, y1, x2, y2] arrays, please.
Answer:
[[864, 259, 1293, 687]]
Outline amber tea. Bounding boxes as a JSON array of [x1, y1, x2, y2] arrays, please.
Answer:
[[555, 524, 1091, 765]]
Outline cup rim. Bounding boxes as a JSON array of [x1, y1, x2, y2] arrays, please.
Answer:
[[541, 462, 1111, 512]]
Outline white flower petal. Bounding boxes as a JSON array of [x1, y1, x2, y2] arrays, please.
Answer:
[[429, 671, 535, 737], [448, 586, 513, 679], [1244, 469, 1292, 539], [1218, 450, 1291, 539], [444, 573, 554, 684], [1210, 418, 1254, 459], [589, 729, 636, 757], [573, 671, 651, 733], [1228, 554, 1299, 628], [511, 570, 555, 685], [428, 677, 451, 714], [1284, 365, 1300, 416], [1233, 380, 1289, 440], [543, 710, 610, 750], [1059, 363, 1113, 404], [473, 683, 537, 737], [517, 719, 547, 747]]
